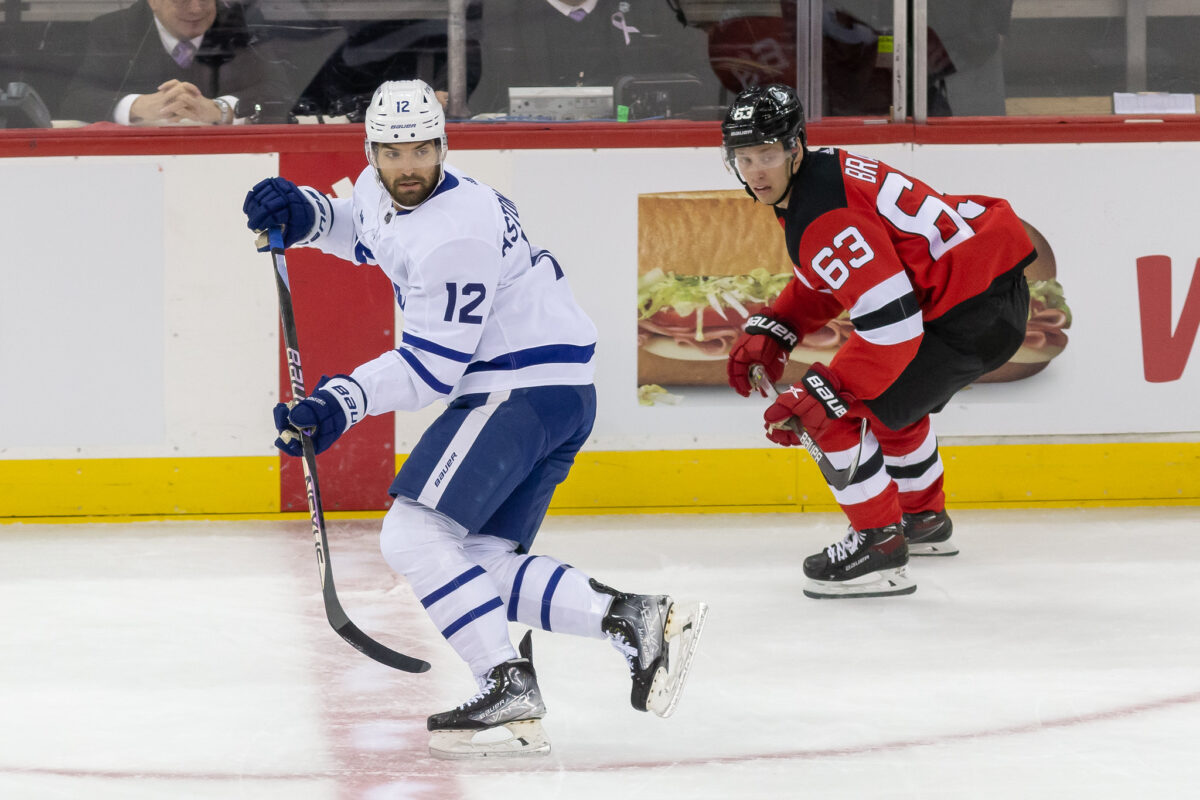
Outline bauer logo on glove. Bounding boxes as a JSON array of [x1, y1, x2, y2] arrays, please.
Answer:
[[272, 375, 367, 456], [727, 310, 800, 397], [803, 370, 848, 418], [763, 364, 853, 445], [744, 314, 799, 349]]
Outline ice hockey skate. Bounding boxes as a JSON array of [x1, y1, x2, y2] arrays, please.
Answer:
[[592, 579, 708, 718], [902, 509, 959, 556], [802, 523, 916, 599], [427, 632, 550, 759]]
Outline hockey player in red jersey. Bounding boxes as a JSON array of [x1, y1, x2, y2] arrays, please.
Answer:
[[722, 84, 1035, 598]]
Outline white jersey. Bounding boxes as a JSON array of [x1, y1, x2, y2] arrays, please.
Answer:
[[299, 164, 597, 415]]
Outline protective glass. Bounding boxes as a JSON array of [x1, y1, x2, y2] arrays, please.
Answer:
[[724, 143, 789, 180]]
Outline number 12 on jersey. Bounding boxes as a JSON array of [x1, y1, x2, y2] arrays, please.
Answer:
[[444, 282, 486, 324]]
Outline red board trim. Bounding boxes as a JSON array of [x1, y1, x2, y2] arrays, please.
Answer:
[[3, 116, 1200, 158]]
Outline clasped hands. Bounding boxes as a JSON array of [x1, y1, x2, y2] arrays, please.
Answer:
[[130, 80, 226, 125]]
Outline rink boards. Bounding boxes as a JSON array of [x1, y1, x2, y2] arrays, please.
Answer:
[[1, 122, 1198, 518], [2, 442, 1200, 519]]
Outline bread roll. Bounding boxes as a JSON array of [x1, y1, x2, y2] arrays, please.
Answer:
[[638, 190, 794, 277]]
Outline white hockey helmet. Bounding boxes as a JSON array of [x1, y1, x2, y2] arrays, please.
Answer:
[[363, 80, 447, 167]]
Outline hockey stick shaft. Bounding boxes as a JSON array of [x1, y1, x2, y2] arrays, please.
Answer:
[[268, 227, 430, 673], [750, 364, 867, 491]]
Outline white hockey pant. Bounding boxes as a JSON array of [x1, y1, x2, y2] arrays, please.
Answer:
[[381, 497, 609, 682]]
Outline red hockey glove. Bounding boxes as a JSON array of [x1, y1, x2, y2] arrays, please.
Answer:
[[763, 364, 851, 446], [727, 312, 799, 397]]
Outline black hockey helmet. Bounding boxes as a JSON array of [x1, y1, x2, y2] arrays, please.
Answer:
[[721, 84, 807, 155], [721, 84, 807, 203]]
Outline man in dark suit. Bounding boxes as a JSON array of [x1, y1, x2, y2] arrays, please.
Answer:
[[467, 0, 717, 116], [59, 0, 290, 124]]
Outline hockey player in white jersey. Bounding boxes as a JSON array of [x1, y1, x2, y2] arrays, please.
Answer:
[[242, 80, 706, 759]]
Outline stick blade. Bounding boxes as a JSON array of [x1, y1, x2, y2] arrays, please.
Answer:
[[334, 618, 432, 673]]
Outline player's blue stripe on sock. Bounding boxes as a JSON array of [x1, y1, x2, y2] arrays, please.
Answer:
[[508, 556, 538, 622], [421, 564, 485, 608], [442, 596, 504, 639], [541, 564, 569, 631]]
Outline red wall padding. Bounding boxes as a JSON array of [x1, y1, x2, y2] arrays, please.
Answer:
[[277, 151, 397, 512]]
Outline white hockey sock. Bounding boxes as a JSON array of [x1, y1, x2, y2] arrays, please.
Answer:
[[463, 535, 610, 639], [380, 498, 517, 678]]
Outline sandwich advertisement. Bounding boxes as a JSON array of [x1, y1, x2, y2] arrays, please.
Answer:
[[449, 141, 1199, 445], [4, 140, 1195, 470], [636, 190, 1072, 392]]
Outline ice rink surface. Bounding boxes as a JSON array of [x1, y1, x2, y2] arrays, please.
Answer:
[[3, 507, 1200, 800]]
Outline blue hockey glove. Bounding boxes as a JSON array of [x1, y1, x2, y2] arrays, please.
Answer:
[[273, 375, 367, 456], [243, 177, 316, 249]]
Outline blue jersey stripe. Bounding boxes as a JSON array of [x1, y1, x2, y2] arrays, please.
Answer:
[[442, 596, 504, 639], [540, 564, 569, 631], [403, 331, 472, 363], [508, 555, 537, 622], [533, 249, 564, 279], [465, 343, 595, 374], [419, 564, 485, 608], [398, 348, 454, 394]]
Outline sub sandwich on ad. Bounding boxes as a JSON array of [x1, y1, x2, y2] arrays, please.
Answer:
[[637, 190, 1070, 391]]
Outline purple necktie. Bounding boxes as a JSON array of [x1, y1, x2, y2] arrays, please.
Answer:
[[568, 8, 588, 21], [172, 40, 196, 68]]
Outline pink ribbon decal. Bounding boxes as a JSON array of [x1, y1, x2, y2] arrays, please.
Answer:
[[611, 12, 640, 45]]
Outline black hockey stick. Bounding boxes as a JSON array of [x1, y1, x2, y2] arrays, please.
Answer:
[[267, 226, 431, 674], [751, 363, 867, 491]]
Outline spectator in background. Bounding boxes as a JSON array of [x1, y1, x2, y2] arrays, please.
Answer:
[[59, 0, 290, 124], [811, 0, 1010, 117], [821, 4, 955, 117], [928, 0, 1013, 116], [707, 2, 955, 117], [468, 0, 717, 116], [290, 14, 479, 121]]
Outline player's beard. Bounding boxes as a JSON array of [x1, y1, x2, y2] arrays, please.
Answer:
[[384, 168, 439, 208]]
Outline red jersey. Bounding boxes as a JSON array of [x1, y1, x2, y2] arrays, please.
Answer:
[[771, 148, 1035, 401]]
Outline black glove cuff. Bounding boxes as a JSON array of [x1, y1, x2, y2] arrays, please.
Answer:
[[744, 313, 799, 352], [802, 368, 849, 419]]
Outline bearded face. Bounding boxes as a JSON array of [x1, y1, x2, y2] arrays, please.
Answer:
[[372, 141, 443, 208]]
